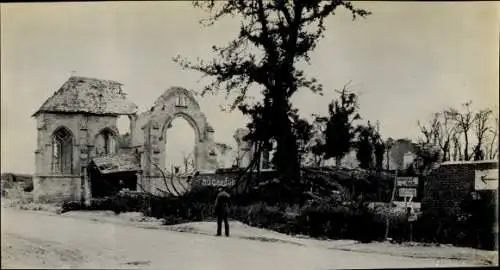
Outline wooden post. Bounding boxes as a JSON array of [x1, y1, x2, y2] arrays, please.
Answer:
[[385, 170, 398, 240], [409, 222, 413, 242]]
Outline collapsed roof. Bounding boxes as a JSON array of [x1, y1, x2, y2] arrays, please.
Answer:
[[91, 152, 141, 175], [33, 76, 138, 116]]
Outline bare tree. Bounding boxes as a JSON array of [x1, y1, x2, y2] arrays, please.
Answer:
[[418, 112, 457, 161], [485, 109, 499, 160], [472, 108, 493, 160], [417, 115, 439, 146], [418, 102, 499, 162], [451, 132, 463, 161], [133, 151, 190, 197], [446, 101, 476, 161], [438, 113, 457, 161]]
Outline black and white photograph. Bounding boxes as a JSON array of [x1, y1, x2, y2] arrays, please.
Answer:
[[1, 1, 498, 269]]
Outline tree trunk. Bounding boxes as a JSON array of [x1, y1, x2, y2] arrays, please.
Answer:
[[464, 133, 469, 160], [386, 149, 390, 171], [273, 92, 301, 184], [275, 122, 301, 183]]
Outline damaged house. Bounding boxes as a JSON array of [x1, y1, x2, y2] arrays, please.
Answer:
[[32, 76, 261, 203]]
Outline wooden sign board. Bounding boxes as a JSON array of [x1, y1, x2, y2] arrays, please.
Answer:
[[398, 187, 417, 198], [475, 169, 498, 190], [396, 177, 419, 187]]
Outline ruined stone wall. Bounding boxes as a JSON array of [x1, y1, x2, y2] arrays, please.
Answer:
[[35, 113, 82, 176], [215, 143, 234, 169], [85, 115, 120, 157], [130, 111, 151, 148], [233, 128, 254, 168], [138, 87, 219, 182], [34, 176, 81, 203], [33, 112, 120, 202]]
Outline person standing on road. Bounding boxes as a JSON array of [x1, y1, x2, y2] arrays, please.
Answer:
[[214, 187, 231, 237]]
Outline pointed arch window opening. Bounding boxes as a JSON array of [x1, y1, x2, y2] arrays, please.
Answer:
[[96, 130, 117, 157], [51, 128, 73, 174]]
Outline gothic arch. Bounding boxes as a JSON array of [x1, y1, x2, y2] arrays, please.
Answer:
[[159, 112, 202, 143], [51, 126, 74, 174], [144, 87, 216, 174], [152, 87, 201, 112], [94, 127, 119, 157]]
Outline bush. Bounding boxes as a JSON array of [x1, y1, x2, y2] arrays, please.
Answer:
[[56, 183, 497, 251], [23, 182, 34, 192], [60, 191, 150, 214], [145, 186, 219, 221], [112, 191, 149, 214], [226, 195, 407, 243], [228, 202, 297, 235]]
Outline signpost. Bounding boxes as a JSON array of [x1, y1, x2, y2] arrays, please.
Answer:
[[398, 188, 417, 198], [385, 170, 398, 240], [396, 177, 418, 187], [396, 177, 418, 200], [408, 207, 416, 242], [388, 176, 420, 241]]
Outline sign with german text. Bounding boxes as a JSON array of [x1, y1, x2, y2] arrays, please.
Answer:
[[398, 188, 417, 198], [396, 177, 418, 187], [201, 178, 236, 187], [193, 173, 237, 187]]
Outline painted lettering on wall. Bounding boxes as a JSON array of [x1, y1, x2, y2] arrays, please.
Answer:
[[196, 175, 236, 187]]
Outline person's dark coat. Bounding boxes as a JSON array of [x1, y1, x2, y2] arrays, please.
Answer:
[[214, 189, 231, 236], [214, 190, 231, 216]]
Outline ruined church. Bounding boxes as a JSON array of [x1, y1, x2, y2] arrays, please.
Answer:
[[32, 76, 261, 202]]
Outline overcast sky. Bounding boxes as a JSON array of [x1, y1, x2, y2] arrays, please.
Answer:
[[1, 1, 499, 174]]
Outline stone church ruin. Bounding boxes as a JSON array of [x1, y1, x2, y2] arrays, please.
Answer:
[[32, 76, 266, 203]]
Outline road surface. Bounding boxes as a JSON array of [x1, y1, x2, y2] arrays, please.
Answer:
[[1, 207, 478, 269]]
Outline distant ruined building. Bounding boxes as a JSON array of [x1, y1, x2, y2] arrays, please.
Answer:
[[384, 139, 418, 171], [32, 76, 261, 202]]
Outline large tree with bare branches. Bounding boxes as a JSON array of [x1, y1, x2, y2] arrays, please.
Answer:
[[484, 108, 499, 160], [418, 101, 498, 162], [417, 111, 456, 161], [472, 108, 493, 160], [446, 101, 475, 160], [174, 0, 370, 183]]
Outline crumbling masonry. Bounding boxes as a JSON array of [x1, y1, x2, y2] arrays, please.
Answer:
[[32, 76, 262, 202]]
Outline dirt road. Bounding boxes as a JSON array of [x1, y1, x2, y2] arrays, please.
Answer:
[[1, 207, 479, 269]]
